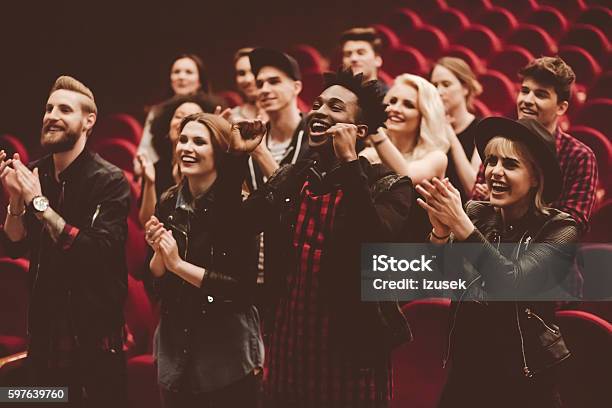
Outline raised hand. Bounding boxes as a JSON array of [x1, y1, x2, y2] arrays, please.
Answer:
[[214, 105, 233, 123], [328, 123, 359, 162], [0, 151, 23, 200], [417, 178, 474, 240], [137, 153, 156, 185], [226, 119, 267, 154]]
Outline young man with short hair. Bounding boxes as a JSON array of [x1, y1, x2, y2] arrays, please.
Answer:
[[0, 76, 130, 407], [226, 69, 416, 407], [472, 56, 598, 236], [340, 26, 387, 93], [246, 48, 310, 191]]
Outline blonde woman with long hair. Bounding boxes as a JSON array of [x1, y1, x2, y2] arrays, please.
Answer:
[[360, 74, 450, 184]]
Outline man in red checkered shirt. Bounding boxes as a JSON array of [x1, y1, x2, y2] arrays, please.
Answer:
[[225, 69, 419, 407], [472, 56, 598, 236]]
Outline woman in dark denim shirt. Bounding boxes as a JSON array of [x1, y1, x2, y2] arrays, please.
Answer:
[[417, 117, 578, 408], [145, 112, 264, 407]]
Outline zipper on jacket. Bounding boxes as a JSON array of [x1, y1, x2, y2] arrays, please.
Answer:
[[525, 308, 559, 334], [515, 302, 532, 378], [443, 275, 482, 368], [91, 204, 101, 227]]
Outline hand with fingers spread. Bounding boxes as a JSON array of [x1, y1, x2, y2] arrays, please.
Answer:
[[227, 119, 267, 154], [12, 160, 42, 205], [0, 151, 23, 200], [416, 177, 475, 240], [157, 229, 182, 272], [137, 153, 156, 185], [328, 123, 359, 162]]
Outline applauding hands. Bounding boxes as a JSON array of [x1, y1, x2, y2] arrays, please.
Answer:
[[145, 216, 182, 273]]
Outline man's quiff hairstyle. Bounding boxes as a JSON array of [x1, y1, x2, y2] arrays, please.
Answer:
[[50, 75, 98, 115], [519, 56, 576, 103], [322, 68, 387, 132], [340, 27, 383, 55]]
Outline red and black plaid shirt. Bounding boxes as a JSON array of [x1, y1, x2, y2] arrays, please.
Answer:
[[265, 180, 391, 407], [471, 127, 598, 235]]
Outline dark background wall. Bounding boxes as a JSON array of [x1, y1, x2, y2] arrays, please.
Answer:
[[1, 0, 396, 155]]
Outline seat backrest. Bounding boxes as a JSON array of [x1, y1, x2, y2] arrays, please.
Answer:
[[91, 113, 143, 146], [559, 45, 602, 88], [391, 298, 451, 408], [561, 24, 610, 61], [555, 310, 612, 408], [490, 0, 538, 18], [411, 25, 450, 60], [288, 44, 327, 74], [0, 258, 30, 337], [488, 45, 535, 81], [572, 98, 612, 137], [217, 90, 243, 108], [385, 8, 424, 42], [90, 138, 137, 174], [446, 45, 487, 75], [527, 5, 569, 39], [478, 70, 517, 117], [456, 24, 502, 59], [582, 199, 612, 243], [576, 6, 612, 37], [384, 45, 429, 78], [507, 23, 558, 57], [0, 134, 29, 164], [476, 6, 519, 39], [429, 7, 471, 36]]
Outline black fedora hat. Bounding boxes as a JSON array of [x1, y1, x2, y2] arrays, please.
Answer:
[[249, 48, 301, 81], [475, 117, 561, 203]]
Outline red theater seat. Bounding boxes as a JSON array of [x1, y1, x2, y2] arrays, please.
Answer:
[[371, 24, 401, 50], [92, 113, 143, 146], [384, 45, 429, 78], [541, 0, 587, 19], [92, 138, 137, 174], [446, 45, 486, 75], [589, 71, 612, 100], [507, 24, 558, 57], [217, 90, 243, 108], [488, 45, 535, 81], [574, 244, 612, 299], [127, 354, 161, 408], [299, 72, 325, 108], [446, 0, 492, 17], [572, 98, 612, 138], [399, 0, 448, 19], [490, 0, 538, 18], [527, 5, 569, 40], [559, 46, 602, 88], [0, 134, 29, 164], [0, 258, 29, 357], [391, 299, 450, 408], [289, 44, 327, 74], [561, 24, 611, 62], [429, 8, 470, 36], [125, 274, 157, 356], [478, 70, 517, 117], [569, 126, 612, 192], [472, 99, 493, 117], [577, 6, 612, 36], [410, 25, 450, 60], [455, 24, 502, 59], [582, 199, 612, 243], [556, 310, 612, 408], [476, 6, 519, 39], [385, 8, 424, 43]]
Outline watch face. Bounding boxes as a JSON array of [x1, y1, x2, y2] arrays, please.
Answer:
[[33, 196, 49, 212]]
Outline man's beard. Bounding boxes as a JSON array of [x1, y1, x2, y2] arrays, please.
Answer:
[[40, 126, 81, 154]]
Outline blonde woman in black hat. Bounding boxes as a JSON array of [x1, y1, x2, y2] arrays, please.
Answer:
[[416, 117, 578, 408], [144, 113, 265, 407]]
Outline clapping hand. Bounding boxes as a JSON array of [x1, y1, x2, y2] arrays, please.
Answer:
[[227, 119, 268, 154]]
